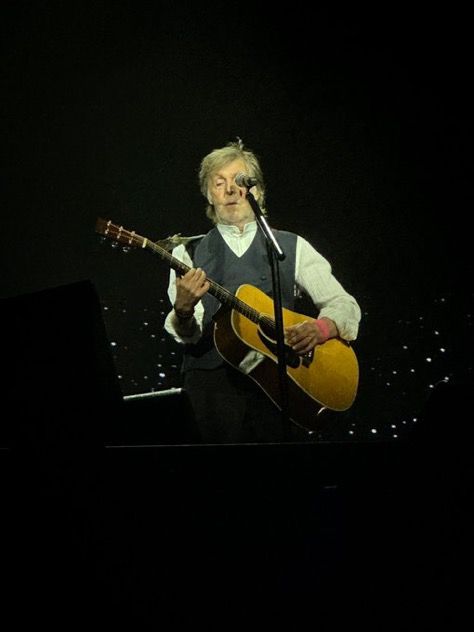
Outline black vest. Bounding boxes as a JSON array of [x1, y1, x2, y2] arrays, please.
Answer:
[[182, 227, 297, 371]]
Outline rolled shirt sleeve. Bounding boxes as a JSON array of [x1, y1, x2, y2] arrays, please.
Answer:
[[295, 236, 361, 341]]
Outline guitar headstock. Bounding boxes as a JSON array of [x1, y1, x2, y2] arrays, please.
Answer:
[[95, 217, 145, 249]]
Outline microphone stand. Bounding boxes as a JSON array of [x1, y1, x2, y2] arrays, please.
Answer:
[[245, 190, 291, 440]]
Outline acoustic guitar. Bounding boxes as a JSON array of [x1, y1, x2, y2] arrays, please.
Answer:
[[96, 218, 359, 431]]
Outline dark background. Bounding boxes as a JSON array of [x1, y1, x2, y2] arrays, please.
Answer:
[[2, 3, 473, 625], [2, 1, 472, 439]]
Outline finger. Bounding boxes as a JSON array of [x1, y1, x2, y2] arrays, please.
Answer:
[[285, 324, 301, 338], [291, 339, 309, 352], [191, 268, 208, 287], [195, 280, 211, 297], [292, 334, 316, 353], [297, 341, 316, 355], [286, 322, 305, 333], [179, 269, 207, 292]]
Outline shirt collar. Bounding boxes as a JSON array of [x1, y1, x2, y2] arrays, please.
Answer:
[[216, 221, 257, 237]]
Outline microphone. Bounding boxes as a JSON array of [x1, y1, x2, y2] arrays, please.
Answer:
[[235, 172, 257, 188]]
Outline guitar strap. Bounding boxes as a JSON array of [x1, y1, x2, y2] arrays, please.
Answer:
[[155, 233, 204, 254]]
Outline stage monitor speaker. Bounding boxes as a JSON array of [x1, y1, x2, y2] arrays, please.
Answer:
[[0, 279, 123, 447]]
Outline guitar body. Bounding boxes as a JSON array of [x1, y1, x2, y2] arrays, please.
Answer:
[[213, 284, 359, 432]]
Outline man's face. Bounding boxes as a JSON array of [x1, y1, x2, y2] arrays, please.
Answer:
[[207, 159, 257, 229]]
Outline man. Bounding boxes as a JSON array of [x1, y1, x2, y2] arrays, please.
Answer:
[[164, 139, 361, 443]]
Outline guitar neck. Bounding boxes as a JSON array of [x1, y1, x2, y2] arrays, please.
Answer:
[[96, 217, 263, 324]]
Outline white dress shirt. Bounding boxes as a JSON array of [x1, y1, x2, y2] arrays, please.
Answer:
[[164, 221, 361, 345]]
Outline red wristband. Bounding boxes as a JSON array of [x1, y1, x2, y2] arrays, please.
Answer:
[[314, 318, 331, 342]]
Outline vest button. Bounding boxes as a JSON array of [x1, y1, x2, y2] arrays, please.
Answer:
[[260, 275, 267, 280]]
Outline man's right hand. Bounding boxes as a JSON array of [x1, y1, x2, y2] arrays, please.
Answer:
[[174, 267, 210, 312]]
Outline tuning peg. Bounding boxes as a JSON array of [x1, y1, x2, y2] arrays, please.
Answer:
[[121, 246, 131, 254], [111, 241, 119, 248]]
